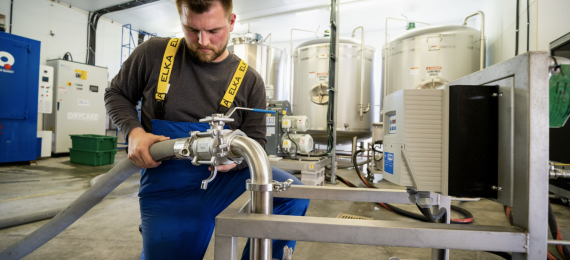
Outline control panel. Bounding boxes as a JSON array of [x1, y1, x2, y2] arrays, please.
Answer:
[[38, 65, 54, 114]]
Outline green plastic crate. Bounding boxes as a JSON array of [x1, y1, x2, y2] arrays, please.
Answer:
[[69, 148, 117, 166], [70, 134, 118, 151]]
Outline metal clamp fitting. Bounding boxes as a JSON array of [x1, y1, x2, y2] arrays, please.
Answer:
[[246, 179, 294, 193]]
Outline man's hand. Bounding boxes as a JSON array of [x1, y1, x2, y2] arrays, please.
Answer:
[[128, 127, 170, 168], [209, 163, 237, 172]]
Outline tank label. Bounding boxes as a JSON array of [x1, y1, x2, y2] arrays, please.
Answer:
[[426, 66, 442, 77], [317, 72, 328, 82], [309, 71, 315, 78], [389, 114, 396, 134], [410, 67, 419, 76], [384, 152, 394, 175]]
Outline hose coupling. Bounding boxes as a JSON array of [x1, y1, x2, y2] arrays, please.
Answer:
[[550, 166, 570, 179]]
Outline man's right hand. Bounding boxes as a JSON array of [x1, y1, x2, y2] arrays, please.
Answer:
[[128, 127, 170, 168]]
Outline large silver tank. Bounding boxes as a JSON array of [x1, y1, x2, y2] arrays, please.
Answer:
[[382, 25, 482, 95], [293, 37, 375, 145], [228, 33, 287, 100]]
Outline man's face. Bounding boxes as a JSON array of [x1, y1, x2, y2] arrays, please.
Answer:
[[180, 2, 235, 63]]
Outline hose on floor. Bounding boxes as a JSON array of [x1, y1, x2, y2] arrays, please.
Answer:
[[548, 203, 570, 260], [0, 208, 66, 230], [345, 149, 511, 259], [0, 139, 181, 260], [347, 149, 474, 224], [503, 203, 569, 260]]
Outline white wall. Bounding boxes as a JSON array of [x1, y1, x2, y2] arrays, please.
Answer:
[[482, 0, 570, 66]]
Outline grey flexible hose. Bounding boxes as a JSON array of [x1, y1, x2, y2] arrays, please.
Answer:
[[0, 139, 180, 260], [0, 208, 66, 230]]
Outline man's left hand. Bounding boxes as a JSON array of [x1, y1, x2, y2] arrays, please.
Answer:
[[210, 163, 237, 172]]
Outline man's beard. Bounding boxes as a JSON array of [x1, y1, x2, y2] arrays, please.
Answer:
[[187, 37, 229, 63]]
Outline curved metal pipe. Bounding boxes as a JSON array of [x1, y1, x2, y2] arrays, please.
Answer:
[[352, 26, 369, 120], [229, 136, 273, 260], [462, 11, 485, 70]]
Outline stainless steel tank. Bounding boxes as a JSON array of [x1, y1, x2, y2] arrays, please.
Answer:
[[292, 37, 375, 145], [228, 33, 287, 101], [382, 24, 483, 96]]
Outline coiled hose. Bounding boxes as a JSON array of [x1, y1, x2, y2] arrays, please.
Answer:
[[343, 149, 510, 259], [349, 149, 474, 224], [0, 139, 181, 260]]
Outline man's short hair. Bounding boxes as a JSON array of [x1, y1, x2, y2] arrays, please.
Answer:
[[176, 0, 233, 19]]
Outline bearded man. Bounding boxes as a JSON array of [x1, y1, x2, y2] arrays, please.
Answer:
[[105, 0, 309, 259]]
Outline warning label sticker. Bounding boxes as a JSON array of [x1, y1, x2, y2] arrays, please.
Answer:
[[300, 138, 305, 144], [266, 116, 275, 126], [317, 72, 328, 82], [426, 66, 442, 77], [410, 67, 419, 76], [309, 71, 315, 79]]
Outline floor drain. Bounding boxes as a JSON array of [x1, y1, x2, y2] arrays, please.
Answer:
[[336, 213, 373, 220]]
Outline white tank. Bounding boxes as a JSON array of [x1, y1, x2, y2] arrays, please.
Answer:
[[382, 25, 482, 95], [228, 33, 287, 101], [293, 37, 375, 145]]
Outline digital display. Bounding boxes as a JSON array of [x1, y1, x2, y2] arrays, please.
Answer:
[[42, 76, 49, 82], [89, 85, 98, 92]]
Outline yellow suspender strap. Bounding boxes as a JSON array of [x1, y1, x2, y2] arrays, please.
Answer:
[[219, 59, 248, 109], [155, 38, 180, 101]]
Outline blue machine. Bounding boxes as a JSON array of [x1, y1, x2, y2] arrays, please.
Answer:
[[0, 32, 41, 163]]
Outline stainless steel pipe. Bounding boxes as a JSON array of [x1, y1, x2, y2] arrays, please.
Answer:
[[229, 136, 274, 260], [462, 11, 485, 70]]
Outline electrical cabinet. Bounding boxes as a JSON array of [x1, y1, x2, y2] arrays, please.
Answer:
[[382, 86, 499, 198], [0, 32, 41, 163], [43, 59, 107, 154]]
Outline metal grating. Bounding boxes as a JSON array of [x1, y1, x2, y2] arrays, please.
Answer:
[[336, 213, 373, 220]]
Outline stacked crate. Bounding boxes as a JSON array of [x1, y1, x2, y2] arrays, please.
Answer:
[[301, 167, 325, 186], [69, 135, 118, 166]]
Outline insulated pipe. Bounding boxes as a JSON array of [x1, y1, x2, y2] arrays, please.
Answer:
[[229, 136, 273, 260], [0, 139, 180, 260], [351, 26, 369, 120], [462, 11, 485, 70], [382, 18, 430, 116]]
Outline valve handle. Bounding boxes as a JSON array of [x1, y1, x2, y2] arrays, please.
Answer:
[[225, 107, 277, 117], [252, 108, 277, 114]]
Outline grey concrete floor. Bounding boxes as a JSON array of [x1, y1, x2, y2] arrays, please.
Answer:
[[0, 151, 569, 260]]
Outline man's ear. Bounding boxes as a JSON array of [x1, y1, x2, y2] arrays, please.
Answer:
[[229, 13, 237, 32]]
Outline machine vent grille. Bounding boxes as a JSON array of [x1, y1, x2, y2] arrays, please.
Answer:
[[336, 213, 373, 220]]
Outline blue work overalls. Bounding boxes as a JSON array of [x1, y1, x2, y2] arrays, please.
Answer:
[[139, 119, 310, 260]]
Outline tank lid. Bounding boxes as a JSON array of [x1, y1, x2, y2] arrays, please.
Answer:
[[296, 37, 374, 50], [388, 25, 480, 44]]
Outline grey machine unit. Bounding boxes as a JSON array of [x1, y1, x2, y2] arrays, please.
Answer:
[[382, 85, 499, 198], [265, 101, 291, 156], [265, 100, 314, 156], [43, 59, 108, 154]]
